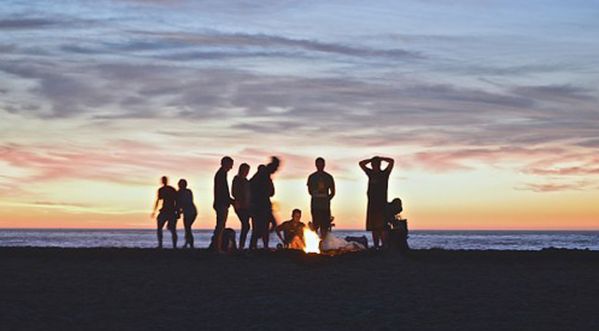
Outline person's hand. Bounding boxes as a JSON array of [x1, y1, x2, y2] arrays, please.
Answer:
[[150, 212, 155, 219]]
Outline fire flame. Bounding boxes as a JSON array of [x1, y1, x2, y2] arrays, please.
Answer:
[[303, 227, 321, 254]]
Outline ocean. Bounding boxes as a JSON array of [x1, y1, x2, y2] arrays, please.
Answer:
[[1, 229, 598, 250]]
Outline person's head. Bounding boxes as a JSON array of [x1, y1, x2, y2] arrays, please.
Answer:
[[161, 176, 168, 186], [178, 179, 187, 190], [389, 198, 403, 215], [371, 156, 382, 171], [221, 156, 234, 171], [315, 157, 325, 171], [238, 163, 250, 177], [291, 208, 302, 222]]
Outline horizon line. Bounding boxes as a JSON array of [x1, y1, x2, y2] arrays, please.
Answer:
[[1, 227, 598, 232]]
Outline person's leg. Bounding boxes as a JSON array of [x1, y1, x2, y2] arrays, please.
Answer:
[[249, 216, 258, 250], [156, 214, 167, 248], [213, 207, 228, 252], [236, 209, 250, 249], [311, 208, 320, 234], [182, 214, 190, 248], [317, 209, 331, 239], [262, 212, 273, 249], [188, 213, 196, 248], [372, 230, 381, 248], [168, 216, 177, 248]]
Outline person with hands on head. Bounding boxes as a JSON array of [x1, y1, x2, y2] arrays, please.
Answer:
[[359, 156, 394, 249]]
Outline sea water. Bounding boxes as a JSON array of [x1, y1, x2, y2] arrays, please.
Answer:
[[1, 229, 598, 250]]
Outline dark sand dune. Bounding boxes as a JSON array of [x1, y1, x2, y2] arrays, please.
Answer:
[[1, 248, 598, 330]]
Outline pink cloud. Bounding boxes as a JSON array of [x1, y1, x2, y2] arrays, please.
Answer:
[[406, 146, 565, 172]]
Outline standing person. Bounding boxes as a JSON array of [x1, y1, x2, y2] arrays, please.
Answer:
[[232, 163, 251, 249], [213, 156, 234, 253], [249, 165, 268, 249], [307, 157, 335, 238], [359, 156, 394, 249], [249, 157, 280, 249], [177, 179, 197, 249], [151, 176, 178, 249], [263, 156, 280, 248]]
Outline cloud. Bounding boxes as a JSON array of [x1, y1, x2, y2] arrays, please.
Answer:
[[511, 85, 596, 103], [0, 18, 59, 29], [403, 146, 565, 172], [517, 181, 595, 193], [525, 166, 599, 176], [59, 30, 423, 62], [0, 142, 216, 186]]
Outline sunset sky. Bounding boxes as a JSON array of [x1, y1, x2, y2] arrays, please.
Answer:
[[1, 0, 598, 230]]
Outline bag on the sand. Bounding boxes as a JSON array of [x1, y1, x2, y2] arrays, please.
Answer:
[[345, 236, 368, 249], [321, 233, 366, 253]]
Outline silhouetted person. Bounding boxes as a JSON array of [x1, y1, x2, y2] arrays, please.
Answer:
[[151, 176, 178, 248], [384, 198, 409, 252], [276, 209, 306, 250], [307, 157, 335, 238], [249, 157, 280, 249], [177, 179, 197, 249], [359, 156, 394, 248], [213, 156, 234, 253], [232, 163, 251, 249], [249, 165, 267, 249]]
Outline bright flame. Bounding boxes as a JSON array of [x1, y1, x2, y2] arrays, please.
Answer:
[[303, 227, 321, 254]]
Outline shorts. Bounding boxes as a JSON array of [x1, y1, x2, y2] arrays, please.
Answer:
[[311, 208, 331, 230], [157, 210, 177, 230]]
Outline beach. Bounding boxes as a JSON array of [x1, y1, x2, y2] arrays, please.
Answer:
[[1, 248, 597, 330]]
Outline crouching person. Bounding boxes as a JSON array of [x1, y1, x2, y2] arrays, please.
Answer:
[[276, 209, 306, 250], [384, 198, 409, 253]]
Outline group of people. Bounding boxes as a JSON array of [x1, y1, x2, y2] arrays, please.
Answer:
[[152, 155, 399, 251]]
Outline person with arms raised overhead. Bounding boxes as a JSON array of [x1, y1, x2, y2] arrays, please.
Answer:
[[359, 156, 394, 249], [307, 157, 335, 239], [249, 156, 280, 249], [232, 163, 251, 249], [177, 179, 197, 249], [213, 156, 234, 253], [151, 176, 178, 249]]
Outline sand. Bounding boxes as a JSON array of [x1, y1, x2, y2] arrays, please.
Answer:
[[0, 248, 597, 330]]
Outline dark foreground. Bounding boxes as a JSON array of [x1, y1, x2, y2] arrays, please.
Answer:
[[1, 248, 598, 330]]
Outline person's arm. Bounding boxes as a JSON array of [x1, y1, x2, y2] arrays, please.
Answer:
[[381, 157, 395, 173], [359, 158, 372, 173], [329, 175, 336, 200], [151, 191, 160, 218], [307, 175, 314, 196], [231, 178, 239, 208], [275, 225, 285, 245], [269, 215, 277, 232], [268, 179, 275, 197]]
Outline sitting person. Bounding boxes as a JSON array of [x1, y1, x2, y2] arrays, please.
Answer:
[[385, 198, 403, 229], [275, 209, 306, 250], [209, 228, 237, 252]]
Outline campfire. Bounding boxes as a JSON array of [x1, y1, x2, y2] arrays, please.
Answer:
[[302, 227, 321, 254]]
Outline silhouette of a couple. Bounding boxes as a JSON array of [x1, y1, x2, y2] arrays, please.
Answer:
[[151, 176, 197, 249]]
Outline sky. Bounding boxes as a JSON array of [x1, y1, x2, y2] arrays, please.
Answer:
[[1, 0, 598, 230]]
